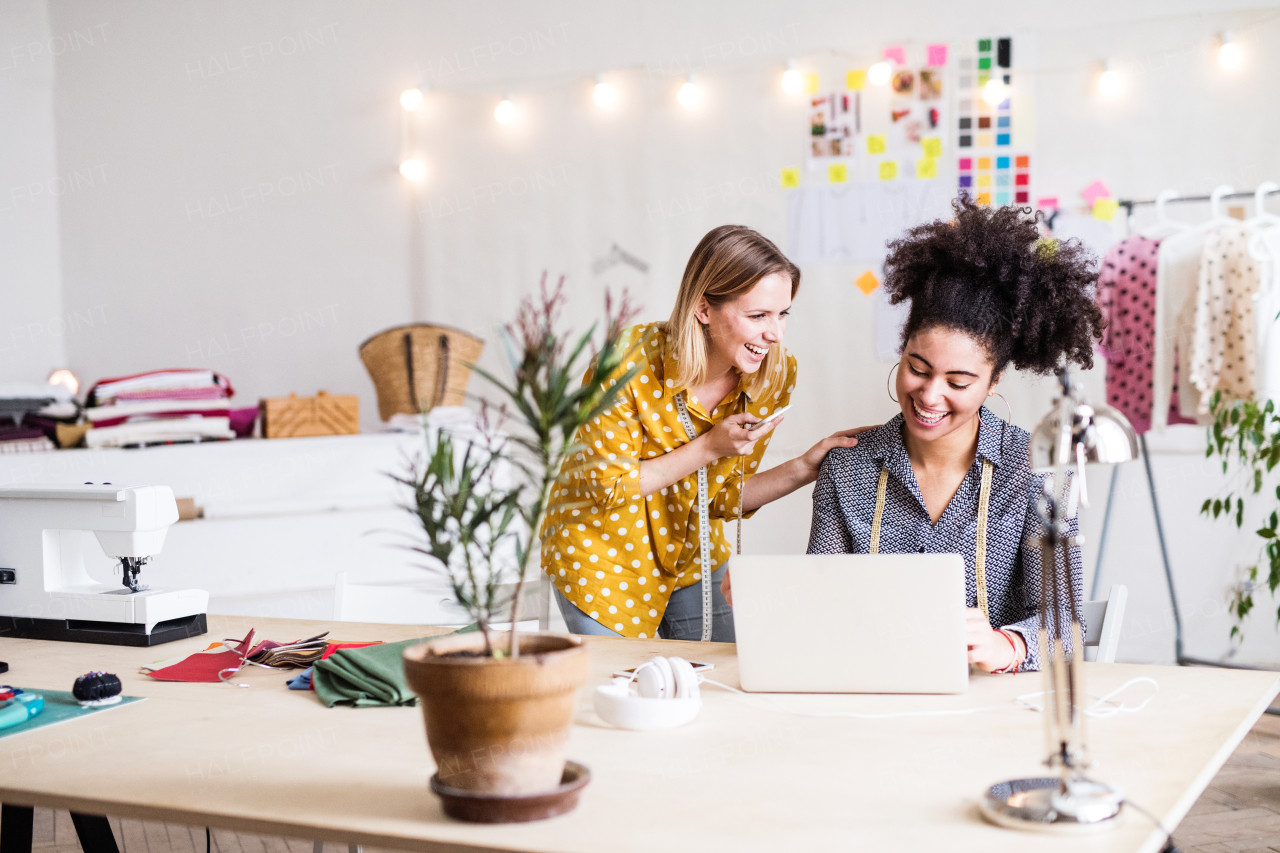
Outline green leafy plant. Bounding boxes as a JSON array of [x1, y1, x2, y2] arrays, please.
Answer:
[[399, 275, 643, 658], [394, 417, 522, 656], [1201, 391, 1280, 638]]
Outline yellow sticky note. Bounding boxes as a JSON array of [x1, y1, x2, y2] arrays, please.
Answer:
[[977, 157, 992, 170], [922, 137, 943, 158], [916, 158, 937, 179], [847, 69, 866, 90], [828, 163, 848, 184], [879, 161, 898, 181], [976, 133, 993, 147], [855, 270, 880, 295], [867, 134, 886, 154], [803, 72, 820, 94], [977, 174, 992, 188], [1093, 198, 1120, 221], [976, 192, 992, 206], [780, 167, 800, 189]]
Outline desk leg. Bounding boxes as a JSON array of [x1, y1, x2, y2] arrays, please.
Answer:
[[69, 814, 119, 853], [0, 805, 33, 853]]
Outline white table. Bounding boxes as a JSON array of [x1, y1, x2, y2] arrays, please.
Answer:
[[0, 615, 1275, 853]]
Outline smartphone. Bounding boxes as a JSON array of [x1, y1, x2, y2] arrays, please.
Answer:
[[746, 404, 792, 431], [613, 661, 714, 678]]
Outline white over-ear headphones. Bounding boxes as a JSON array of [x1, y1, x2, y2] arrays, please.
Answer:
[[594, 656, 702, 731]]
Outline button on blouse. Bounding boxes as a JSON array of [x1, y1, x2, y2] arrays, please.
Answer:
[[806, 407, 1083, 671], [541, 322, 798, 638]]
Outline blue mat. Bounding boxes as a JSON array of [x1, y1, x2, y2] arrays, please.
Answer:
[[0, 688, 144, 740]]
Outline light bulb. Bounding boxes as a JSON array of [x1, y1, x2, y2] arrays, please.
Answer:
[[1218, 34, 1243, 69], [47, 369, 79, 396], [399, 158, 426, 181], [867, 61, 892, 86], [677, 75, 701, 108], [593, 76, 618, 108], [399, 87, 424, 111], [1097, 62, 1122, 97], [982, 78, 1007, 106], [781, 62, 803, 95], [494, 97, 516, 124]]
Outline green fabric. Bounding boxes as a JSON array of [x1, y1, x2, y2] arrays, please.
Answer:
[[312, 624, 479, 708]]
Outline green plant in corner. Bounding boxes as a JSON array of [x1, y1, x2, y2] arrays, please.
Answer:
[[398, 275, 643, 659], [1201, 391, 1280, 638]]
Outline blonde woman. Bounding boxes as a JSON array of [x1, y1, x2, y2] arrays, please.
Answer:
[[541, 225, 862, 640]]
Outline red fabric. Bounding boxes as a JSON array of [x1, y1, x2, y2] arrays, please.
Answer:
[[148, 631, 256, 683], [86, 370, 234, 405]]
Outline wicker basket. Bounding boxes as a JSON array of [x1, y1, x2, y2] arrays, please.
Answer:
[[359, 324, 484, 420]]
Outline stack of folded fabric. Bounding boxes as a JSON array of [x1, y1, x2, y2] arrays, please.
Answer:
[[84, 369, 237, 449], [0, 382, 76, 453]]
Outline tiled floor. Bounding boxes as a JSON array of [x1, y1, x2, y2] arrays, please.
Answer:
[[13, 712, 1280, 852]]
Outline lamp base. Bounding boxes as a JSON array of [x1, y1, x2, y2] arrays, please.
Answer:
[[979, 777, 1124, 833]]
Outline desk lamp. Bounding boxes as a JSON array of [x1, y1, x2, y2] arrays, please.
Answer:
[[980, 368, 1138, 832]]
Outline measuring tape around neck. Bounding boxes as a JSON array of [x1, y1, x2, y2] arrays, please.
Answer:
[[674, 392, 714, 642]]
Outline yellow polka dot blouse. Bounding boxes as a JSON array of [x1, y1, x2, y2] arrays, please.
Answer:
[[541, 322, 798, 638]]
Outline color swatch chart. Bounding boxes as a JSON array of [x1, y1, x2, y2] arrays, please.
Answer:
[[959, 154, 1030, 207], [953, 36, 1031, 207]]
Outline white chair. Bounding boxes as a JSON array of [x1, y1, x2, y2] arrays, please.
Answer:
[[1081, 584, 1128, 663], [332, 571, 550, 630]]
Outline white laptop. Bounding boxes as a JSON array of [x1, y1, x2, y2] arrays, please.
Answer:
[[730, 554, 969, 694]]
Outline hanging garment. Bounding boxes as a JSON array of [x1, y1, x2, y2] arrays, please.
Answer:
[[1253, 227, 1280, 403], [1190, 224, 1263, 412], [1096, 236, 1197, 434], [1153, 229, 1214, 428]]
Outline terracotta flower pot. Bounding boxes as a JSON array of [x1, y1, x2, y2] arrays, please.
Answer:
[[403, 632, 590, 796]]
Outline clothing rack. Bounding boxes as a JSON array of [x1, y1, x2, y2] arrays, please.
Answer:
[[1117, 188, 1278, 212], [1090, 187, 1280, 696]]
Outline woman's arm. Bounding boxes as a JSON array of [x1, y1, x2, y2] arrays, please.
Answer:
[[638, 413, 780, 498], [740, 428, 868, 511]]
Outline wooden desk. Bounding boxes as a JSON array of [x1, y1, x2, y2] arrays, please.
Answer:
[[0, 615, 1275, 853]]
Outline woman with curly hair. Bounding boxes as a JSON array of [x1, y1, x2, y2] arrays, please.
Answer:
[[805, 200, 1103, 673]]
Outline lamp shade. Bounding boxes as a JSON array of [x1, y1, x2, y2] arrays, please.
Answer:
[[1029, 400, 1138, 472]]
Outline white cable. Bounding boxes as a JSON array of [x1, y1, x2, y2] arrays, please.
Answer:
[[699, 675, 1158, 721], [1015, 676, 1159, 718]]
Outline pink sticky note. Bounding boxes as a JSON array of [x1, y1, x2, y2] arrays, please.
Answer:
[[1080, 181, 1111, 206], [959, 158, 973, 170], [927, 44, 948, 66], [1037, 196, 1060, 210], [883, 46, 906, 65]]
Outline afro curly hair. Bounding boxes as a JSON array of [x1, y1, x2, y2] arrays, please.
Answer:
[[881, 199, 1103, 379]]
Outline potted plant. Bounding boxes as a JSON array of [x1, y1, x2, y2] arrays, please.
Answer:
[[400, 278, 641, 809]]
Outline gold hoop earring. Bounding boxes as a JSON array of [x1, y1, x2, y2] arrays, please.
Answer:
[[988, 391, 1012, 423], [887, 364, 900, 403]]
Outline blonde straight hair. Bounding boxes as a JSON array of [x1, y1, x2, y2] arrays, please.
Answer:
[[663, 225, 800, 400]]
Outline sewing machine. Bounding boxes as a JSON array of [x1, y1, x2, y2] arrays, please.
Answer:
[[0, 484, 207, 646]]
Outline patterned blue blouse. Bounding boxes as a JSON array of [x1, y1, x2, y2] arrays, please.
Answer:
[[806, 406, 1082, 672]]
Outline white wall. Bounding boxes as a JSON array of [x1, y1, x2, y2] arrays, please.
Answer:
[[10, 0, 1280, 662], [0, 0, 65, 381]]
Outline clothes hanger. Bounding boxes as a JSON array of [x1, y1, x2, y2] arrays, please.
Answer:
[[1209, 184, 1236, 225], [1139, 188, 1190, 239], [591, 243, 650, 276], [1246, 181, 1280, 228], [1247, 182, 1280, 269]]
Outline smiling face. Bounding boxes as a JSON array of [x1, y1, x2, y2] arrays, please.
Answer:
[[896, 325, 998, 443], [696, 271, 792, 376]]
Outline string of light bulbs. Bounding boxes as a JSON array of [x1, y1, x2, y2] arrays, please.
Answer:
[[394, 29, 1248, 182]]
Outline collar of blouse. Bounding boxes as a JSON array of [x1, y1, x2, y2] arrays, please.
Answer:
[[862, 405, 1009, 509]]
